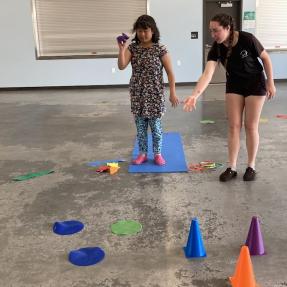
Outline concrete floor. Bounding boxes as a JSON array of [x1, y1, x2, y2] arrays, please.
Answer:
[[0, 83, 286, 287]]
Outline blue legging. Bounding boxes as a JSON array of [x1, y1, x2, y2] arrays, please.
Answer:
[[135, 116, 163, 154]]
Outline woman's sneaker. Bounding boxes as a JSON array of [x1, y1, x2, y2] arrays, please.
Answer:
[[132, 154, 148, 165], [219, 167, 237, 182], [154, 154, 166, 166], [243, 167, 256, 181]]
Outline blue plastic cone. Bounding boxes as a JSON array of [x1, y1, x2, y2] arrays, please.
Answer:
[[245, 216, 266, 256], [183, 218, 206, 258]]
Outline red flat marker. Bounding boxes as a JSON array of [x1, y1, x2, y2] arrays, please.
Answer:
[[276, 114, 287, 119]]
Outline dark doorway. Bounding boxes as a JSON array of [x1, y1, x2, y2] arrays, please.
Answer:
[[203, 0, 242, 83]]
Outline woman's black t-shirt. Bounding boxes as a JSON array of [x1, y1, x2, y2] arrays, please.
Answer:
[[207, 31, 264, 79]]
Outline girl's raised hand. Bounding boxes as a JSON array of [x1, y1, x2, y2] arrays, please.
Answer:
[[117, 40, 128, 51], [117, 33, 129, 51]]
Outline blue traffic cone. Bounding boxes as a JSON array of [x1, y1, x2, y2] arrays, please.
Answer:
[[183, 218, 206, 258]]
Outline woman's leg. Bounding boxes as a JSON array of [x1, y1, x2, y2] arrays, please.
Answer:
[[225, 93, 245, 169], [149, 118, 163, 154], [135, 116, 149, 154], [244, 95, 265, 168]]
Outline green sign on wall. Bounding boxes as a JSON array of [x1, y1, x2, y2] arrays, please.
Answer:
[[244, 11, 256, 20]]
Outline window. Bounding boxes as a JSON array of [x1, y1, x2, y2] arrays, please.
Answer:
[[256, 0, 287, 50], [32, 0, 147, 59]]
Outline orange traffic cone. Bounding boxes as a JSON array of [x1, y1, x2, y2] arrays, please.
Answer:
[[229, 246, 259, 287]]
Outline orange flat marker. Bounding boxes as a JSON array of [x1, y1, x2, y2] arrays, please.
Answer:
[[109, 166, 120, 175]]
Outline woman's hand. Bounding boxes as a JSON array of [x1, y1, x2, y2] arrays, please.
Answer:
[[183, 96, 197, 112], [266, 80, 276, 100]]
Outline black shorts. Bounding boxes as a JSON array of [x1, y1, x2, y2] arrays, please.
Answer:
[[226, 73, 266, 97]]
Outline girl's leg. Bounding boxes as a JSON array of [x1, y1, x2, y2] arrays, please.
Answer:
[[134, 115, 148, 155], [149, 118, 165, 165], [244, 95, 265, 169], [149, 118, 163, 154], [225, 93, 245, 169]]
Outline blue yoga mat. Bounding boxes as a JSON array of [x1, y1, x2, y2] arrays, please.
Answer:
[[128, 132, 188, 173]]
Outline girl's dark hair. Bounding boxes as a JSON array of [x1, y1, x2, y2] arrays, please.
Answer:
[[132, 15, 160, 44], [211, 13, 234, 68]]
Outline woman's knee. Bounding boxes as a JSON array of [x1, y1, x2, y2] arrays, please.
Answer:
[[244, 122, 258, 133], [228, 122, 242, 134]]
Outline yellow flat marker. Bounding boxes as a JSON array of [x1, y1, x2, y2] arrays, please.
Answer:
[[259, 118, 268, 123]]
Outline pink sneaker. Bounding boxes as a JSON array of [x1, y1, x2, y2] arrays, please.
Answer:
[[154, 154, 166, 166], [132, 154, 148, 165]]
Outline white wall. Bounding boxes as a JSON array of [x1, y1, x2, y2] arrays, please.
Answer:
[[242, 0, 287, 79], [152, 0, 203, 83], [0, 0, 202, 88], [0, 0, 285, 88], [0, 1, 128, 87]]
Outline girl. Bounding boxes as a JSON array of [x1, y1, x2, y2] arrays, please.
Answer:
[[118, 15, 179, 165], [184, 13, 276, 181]]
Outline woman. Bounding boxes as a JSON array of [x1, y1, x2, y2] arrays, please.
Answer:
[[184, 13, 276, 182]]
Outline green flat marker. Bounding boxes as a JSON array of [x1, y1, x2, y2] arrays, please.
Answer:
[[215, 163, 224, 168], [200, 120, 215, 124], [12, 170, 55, 181], [111, 220, 142, 235]]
